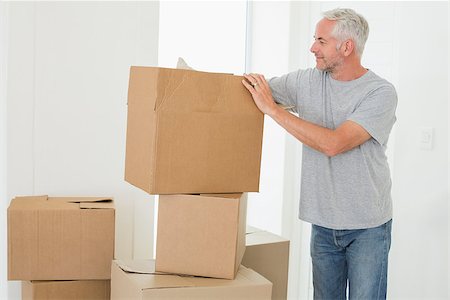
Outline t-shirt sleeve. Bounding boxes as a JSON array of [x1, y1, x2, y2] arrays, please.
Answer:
[[347, 83, 398, 146], [268, 70, 301, 113]]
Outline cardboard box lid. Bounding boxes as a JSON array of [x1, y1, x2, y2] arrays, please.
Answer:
[[114, 260, 270, 290], [9, 195, 114, 210], [245, 226, 289, 246], [246, 225, 261, 235], [134, 67, 257, 114]]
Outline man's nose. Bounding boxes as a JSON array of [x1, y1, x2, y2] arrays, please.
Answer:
[[310, 41, 317, 53]]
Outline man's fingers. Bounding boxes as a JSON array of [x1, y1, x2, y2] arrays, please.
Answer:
[[250, 73, 262, 85], [242, 79, 252, 89], [246, 73, 267, 87], [243, 73, 258, 86], [242, 79, 256, 94], [244, 73, 269, 92], [250, 74, 268, 90], [260, 74, 270, 89]]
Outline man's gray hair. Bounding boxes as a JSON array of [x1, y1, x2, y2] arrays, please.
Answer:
[[322, 8, 369, 57]]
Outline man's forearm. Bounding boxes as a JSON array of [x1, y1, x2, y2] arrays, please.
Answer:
[[271, 106, 371, 157], [269, 106, 340, 156], [241, 73, 371, 156]]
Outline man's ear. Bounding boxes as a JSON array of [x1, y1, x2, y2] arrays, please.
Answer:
[[342, 39, 355, 57]]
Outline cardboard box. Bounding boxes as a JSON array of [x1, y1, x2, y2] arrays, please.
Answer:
[[242, 226, 290, 300], [111, 259, 272, 300], [124, 66, 264, 194], [8, 195, 115, 280], [156, 193, 247, 279], [22, 280, 110, 300]]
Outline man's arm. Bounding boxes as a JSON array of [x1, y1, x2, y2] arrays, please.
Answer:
[[243, 73, 371, 157]]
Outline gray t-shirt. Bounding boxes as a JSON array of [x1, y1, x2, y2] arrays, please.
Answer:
[[269, 68, 397, 230]]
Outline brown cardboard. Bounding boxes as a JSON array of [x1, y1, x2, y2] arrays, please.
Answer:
[[156, 193, 247, 279], [243, 226, 290, 300], [111, 259, 272, 300], [8, 195, 115, 280], [22, 280, 110, 300], [124, 66, 264, 194]]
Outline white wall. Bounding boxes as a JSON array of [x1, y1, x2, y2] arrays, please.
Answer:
[[246, 0, 292, 237], [5, 2, 159, 298], [388, 3, 448, 298], [0, 3, 9, 300], [5, 6, 36, 298], [158, 1, 247, 73]]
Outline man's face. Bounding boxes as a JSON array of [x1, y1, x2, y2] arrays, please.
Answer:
[[310, 18, 344, 72]]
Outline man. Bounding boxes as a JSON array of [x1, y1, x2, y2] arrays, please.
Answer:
[[242, 8, 397, 300]]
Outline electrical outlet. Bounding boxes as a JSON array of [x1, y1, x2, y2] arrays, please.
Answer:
[[419, 127, 434, 150]]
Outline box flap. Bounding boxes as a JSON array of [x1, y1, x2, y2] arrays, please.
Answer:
[[8, 195, 49, 209], [154, 68, 189, 111], [55, 197, 113, 203], [154, 68, 242, 113], [199, 193, 243, 199], [114, 260, 195, 290], [50, 197, 114, 209], [246, 225, 262, 234], [176, 265, 270, 288], [246, 227, 289, 246], [116, 259, 157, 274], [8, 195, 77, 210], [8, 196, 114, 211], [79, 202, 115, 209], [114, 260, 271, 291]]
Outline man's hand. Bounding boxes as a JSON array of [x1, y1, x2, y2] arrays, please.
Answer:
[[242, 73, 278, 116]]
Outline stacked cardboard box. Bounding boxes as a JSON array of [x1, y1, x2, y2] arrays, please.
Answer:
[[120, 66, 274, 298], [155, 193, 247, 279], [8, 195, 115, 299], [124, 66, 264, 194], [111, 259, 271, 299], [243, 226, 290, 300], [22, 280, 110, 300]]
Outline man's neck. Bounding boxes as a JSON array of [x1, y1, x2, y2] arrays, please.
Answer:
[[329, 61, 367, 81]]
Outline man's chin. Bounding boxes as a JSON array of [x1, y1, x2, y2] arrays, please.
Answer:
[[315, 63, 334, 72], [315, 64, 326, 71]]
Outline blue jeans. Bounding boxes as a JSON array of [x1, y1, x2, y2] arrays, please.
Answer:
[[310, 220, 392, 300]]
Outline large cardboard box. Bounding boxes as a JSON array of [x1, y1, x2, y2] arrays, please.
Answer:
[[8, 195, 115, 280], [111, 259, 272, 300], [243, 226, 290, 300], [124, 66, 264, 194], [22, 280, 110, 300], [156, 193, 246, 279]]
